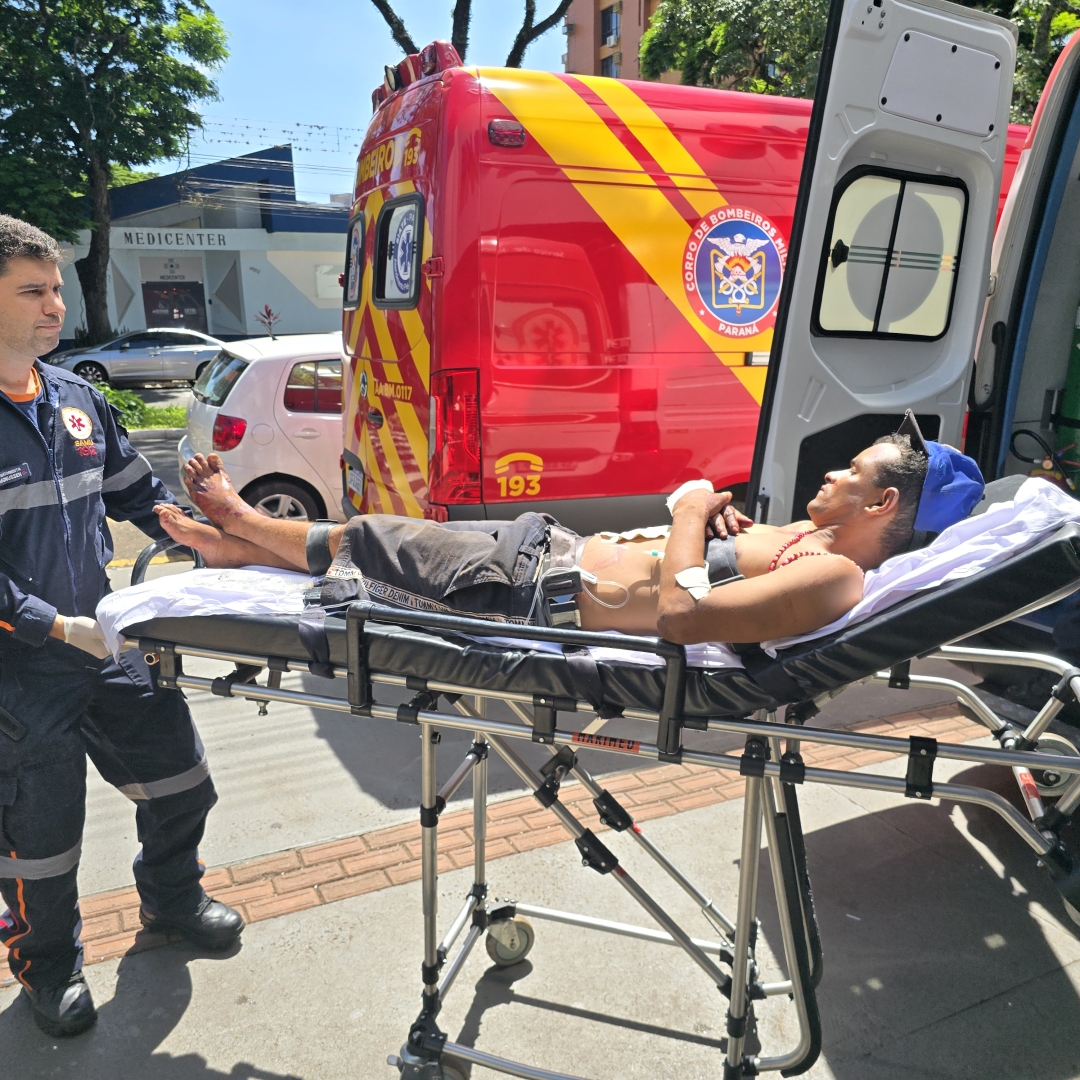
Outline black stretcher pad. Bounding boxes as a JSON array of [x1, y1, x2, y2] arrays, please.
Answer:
[[130, 523, 1080, 719]]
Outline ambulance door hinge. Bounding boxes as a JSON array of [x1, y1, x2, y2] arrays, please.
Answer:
[[421, 257, 444, 279]]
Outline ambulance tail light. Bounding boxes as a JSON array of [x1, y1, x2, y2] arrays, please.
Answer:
[[428, 369, 481, 504], [212, 413, 247, 451]]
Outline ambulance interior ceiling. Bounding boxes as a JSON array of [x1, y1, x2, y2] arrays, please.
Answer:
[[1006, 93, 1080, 477]]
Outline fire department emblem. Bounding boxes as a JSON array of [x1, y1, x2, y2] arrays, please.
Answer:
[[683, 207, 787, 339], [61, 407, 93, 439]]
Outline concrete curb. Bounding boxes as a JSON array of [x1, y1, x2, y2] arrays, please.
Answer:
[[0, 704, 985, 986]]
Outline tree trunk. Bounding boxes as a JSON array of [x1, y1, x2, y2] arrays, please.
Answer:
[[74, 155, 113, 344]]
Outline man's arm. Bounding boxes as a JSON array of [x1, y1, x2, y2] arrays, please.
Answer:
[[656, 491, 863, 644]]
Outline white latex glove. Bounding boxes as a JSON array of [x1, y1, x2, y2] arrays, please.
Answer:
[[61, 616, 112, 659], [666, 479, 715, 517]]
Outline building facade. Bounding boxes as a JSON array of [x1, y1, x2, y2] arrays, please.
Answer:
[[59, 147, 349, 348], [563, 0, 678, 82]]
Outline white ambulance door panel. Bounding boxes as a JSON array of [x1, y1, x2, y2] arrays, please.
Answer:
[[748, 0, 1016, 524]]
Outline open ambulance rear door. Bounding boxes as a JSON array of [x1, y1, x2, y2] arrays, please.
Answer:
[[747, 0, 1017, 524]]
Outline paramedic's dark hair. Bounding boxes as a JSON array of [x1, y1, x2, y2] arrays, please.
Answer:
[[872, 433, 929, 558], [0, 216, 62, 278]]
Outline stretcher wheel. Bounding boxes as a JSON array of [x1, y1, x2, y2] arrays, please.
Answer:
[[439, 1054, 471, 1080], [485, 917, 534, 967], [1032, 732, 1080, 797]]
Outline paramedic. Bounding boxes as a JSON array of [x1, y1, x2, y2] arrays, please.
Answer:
[[0, 217, 242, 1038], [158, 418, 984, 644]]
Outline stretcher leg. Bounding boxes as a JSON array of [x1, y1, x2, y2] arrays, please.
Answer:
[[504, 698, 737, 940], [421, 723, 441, 1009], [725, 772, 764, 1079]]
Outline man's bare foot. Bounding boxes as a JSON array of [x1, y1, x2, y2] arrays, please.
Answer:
[[183, 453, 253, 532], [154, 505, 244, 568]]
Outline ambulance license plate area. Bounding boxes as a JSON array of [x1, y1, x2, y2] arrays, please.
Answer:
[[347, 467, 365, 498]]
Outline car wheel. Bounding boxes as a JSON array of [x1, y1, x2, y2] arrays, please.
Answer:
[[242, 479, 322, 522], [73, 361, 109, 385]]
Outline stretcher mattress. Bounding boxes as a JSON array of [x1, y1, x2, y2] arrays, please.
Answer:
[[128, 522, 1080, 719]]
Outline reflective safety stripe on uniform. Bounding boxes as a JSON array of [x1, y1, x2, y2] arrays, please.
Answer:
[[0, 838, 82, 880], [116, 757, 211, 802], [100, 454, 152, 494]]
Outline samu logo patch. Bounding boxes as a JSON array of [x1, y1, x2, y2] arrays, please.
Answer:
[[61, 407, 93, 440]]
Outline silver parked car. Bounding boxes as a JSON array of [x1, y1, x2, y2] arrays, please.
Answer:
[[49, 328, 224, 387]]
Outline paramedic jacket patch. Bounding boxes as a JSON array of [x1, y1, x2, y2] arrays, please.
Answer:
[[0, 363, 177, 646]]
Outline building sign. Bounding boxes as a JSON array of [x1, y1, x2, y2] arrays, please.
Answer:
[[139, 256, 208, 333], [120, 230, 229, 249]]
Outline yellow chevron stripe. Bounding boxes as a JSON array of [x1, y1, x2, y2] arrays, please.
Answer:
[[575, 76, 727, 218], [374, 408, 422, 516], [480, 70, 771, 399]]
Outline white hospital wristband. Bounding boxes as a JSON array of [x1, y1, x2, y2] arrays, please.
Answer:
[[666, 479, 715, 517]]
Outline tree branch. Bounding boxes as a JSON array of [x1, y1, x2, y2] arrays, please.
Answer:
[[451, 0, 472, 61], [368, 0, 418, 55], [506, 0, 572, 67]]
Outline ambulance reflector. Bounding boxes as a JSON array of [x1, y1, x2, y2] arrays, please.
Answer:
[[429, 369, 481, 504]]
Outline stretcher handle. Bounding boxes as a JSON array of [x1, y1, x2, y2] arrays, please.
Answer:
[[347, 601, 685, 659]]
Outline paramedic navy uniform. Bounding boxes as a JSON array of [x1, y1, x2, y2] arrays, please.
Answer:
[[0, 362, 217, 991]]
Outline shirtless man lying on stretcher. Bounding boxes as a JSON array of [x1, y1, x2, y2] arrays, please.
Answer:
[[153, 417, 983, 645]]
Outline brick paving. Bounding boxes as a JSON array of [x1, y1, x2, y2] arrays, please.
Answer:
[[1, 704, 986, 988]]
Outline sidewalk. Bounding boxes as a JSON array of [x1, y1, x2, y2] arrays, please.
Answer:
[[6, 704, 1079, 1079]]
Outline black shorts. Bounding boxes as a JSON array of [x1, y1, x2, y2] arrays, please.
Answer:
[[330, 513, 569, 624]]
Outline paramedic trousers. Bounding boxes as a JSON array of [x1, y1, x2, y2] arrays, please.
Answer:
[[0, 638, 216, 991]]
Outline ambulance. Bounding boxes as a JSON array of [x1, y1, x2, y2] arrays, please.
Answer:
[[339, 36, 1025, 532]]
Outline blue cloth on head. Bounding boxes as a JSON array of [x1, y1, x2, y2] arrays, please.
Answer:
[[914, 442, 985, 533]]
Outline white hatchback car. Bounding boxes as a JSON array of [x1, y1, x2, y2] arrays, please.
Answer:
[[179, 332, 346, 522]]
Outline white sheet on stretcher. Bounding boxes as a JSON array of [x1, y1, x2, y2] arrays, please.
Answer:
[[96, 478, 1080, 668]]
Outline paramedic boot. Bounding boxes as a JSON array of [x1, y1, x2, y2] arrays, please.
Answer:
[[140, 896, 244, 950], [24, 970, 98, 1037]]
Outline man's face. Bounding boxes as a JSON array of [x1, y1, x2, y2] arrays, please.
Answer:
[[806, 442, 902, 523], [0, 257, 65, 361]]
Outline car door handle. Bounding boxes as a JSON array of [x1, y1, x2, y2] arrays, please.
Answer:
[[292, 428, 322, 439]]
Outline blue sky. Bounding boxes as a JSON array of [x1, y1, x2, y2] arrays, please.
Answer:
[[175, 0, 566, 203]]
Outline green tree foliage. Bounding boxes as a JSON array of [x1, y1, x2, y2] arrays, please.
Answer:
[[640, 0, 1080, 122], [0, 2, 227, 343], [109, 165, 162, 187]]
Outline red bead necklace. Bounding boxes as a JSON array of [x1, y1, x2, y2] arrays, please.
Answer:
[[768, 530, 826, 572]]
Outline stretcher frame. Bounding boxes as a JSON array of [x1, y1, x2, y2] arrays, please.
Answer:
[[128, 590, 1080, 1080]]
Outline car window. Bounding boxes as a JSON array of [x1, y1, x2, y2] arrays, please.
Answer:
[[283, 359, 342, 414], [121, 332, 161, 348], [813, 168, 968, 340], [156, 332, 204, 346], [193, 352, 247, 407]]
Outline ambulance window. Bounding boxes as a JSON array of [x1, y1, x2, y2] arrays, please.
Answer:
[[373, 194, 423, 309], [343, 213, 364, 311], [813, 169, 967, 340]]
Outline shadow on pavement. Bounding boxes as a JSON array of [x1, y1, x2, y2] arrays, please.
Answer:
[[752, 763, 1080, 1079], [0, 945, 304, 1080]]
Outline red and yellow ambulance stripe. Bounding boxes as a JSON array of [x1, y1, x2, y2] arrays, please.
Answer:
[[478, 68, 770, 404]]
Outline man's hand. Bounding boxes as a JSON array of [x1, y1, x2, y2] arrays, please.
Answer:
[[698, 490, 754, 539]]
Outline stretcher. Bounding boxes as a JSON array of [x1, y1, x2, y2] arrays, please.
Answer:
[[124, 520, 1080, 1080]]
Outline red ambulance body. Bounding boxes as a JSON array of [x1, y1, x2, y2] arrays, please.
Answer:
[[340, 42, 1025, 531]]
